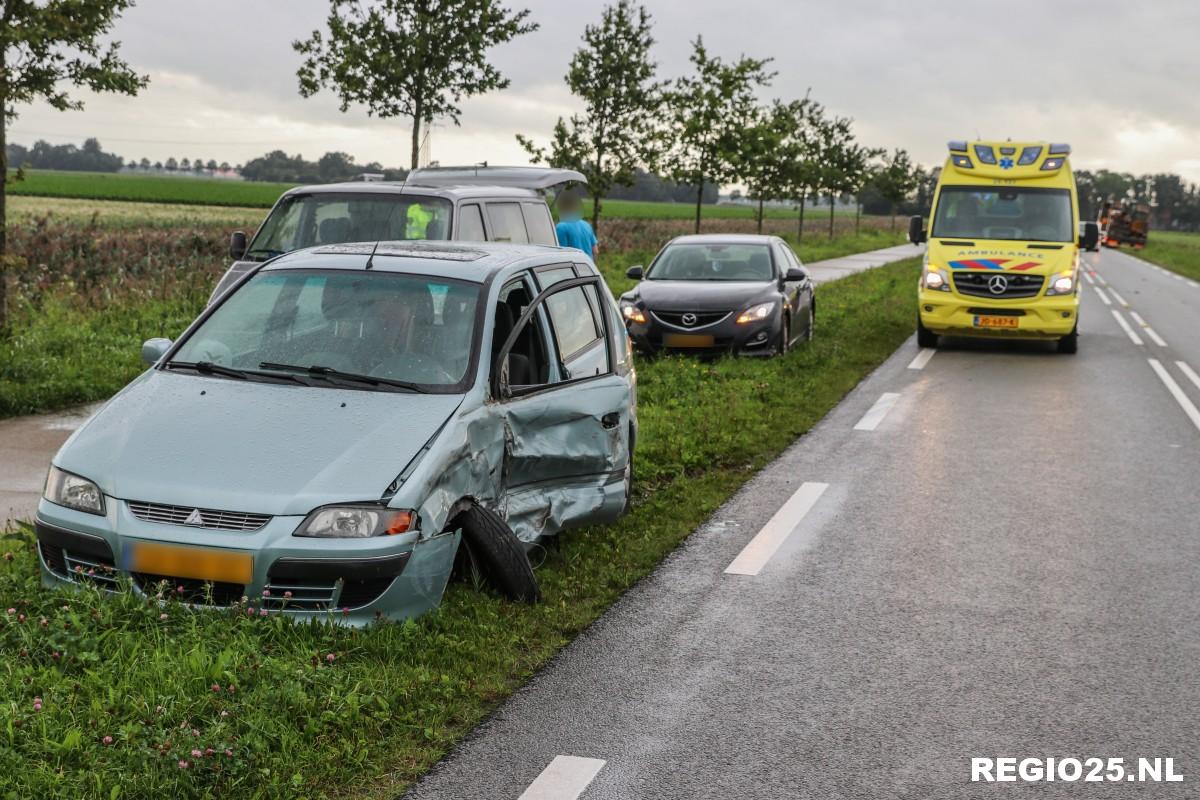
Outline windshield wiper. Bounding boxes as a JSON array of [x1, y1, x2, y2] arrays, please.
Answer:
[[166, 360, 311, 385], [258, 362, 426, 393]]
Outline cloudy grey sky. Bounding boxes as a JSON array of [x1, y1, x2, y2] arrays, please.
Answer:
[[10, 0, 1200, 180]]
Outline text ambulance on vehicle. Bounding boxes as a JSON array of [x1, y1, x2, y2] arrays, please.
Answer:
[[909, 141, 1099, 354]]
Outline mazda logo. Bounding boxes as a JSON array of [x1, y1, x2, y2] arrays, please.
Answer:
[[680, 313, 698, 326], [987, 275, 1009, 295]]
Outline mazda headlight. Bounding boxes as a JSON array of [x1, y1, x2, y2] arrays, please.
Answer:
[[1045, 272, 1075, 296], [620, 302, 646, 324], [735, 301, 775, 325], [44, 466, 105, 515], [294, 505, 416, 538], [922, 264, 951, 292]]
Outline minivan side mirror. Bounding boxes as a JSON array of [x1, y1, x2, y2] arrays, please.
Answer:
[[229, 231, 248, 260], [1080, 221, 1099, 251], [908, 215, 926, 245], [141, 338, 172, 366], [785, 266, 808, 281], [626, 265, 644, 280]]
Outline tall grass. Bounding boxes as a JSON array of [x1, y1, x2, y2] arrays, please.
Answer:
[[1137, 230, 1200, 282]]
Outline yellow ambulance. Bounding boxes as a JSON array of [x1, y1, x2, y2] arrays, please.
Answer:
[[910, 140, 1098, 353]]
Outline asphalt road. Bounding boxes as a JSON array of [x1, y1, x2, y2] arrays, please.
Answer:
[[404, 247, 1200, 799]]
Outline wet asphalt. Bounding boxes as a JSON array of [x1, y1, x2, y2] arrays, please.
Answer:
[[403, 247, 1200, 799]]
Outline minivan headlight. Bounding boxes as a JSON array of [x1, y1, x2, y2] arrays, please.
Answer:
[[1046, 272, 1075, 296], [736, 301, 775, 324], [44, 466, 105, 515], [294, 505, 416, 538]]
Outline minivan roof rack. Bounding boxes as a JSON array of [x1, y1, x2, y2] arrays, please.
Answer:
[[406, 165, 588, 190]]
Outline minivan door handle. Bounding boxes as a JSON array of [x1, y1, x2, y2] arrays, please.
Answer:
[[601, 412, 620, 429]]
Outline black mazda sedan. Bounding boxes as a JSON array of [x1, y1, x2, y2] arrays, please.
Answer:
[[618, 235, 814, 356]]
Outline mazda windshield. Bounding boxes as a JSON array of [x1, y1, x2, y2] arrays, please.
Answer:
[[647, 243, 775, 281], [932, 187, 1074, 242], [170, 269, 480, 391], [246, 194, 453, 261]]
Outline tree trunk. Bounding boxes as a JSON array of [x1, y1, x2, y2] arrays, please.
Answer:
[[797, 188, 807, 242], [591, 193, 602, 234], [890, 202, 897, 231], [828, 193, 835, 240], [757, 195, 764, 234], [0, 103, 7, 331], [410, 116, 422, 171], [694, 178, 704, 234], [855, 200, 861, 235]]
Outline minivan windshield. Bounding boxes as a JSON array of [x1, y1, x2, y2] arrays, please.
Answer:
[[247, 193, 452, 260], [932, 186, 1073, 243], [171, 269, 480, 390], [647, 243, 775, 281]]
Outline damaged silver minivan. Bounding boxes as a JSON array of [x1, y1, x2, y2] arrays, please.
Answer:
[[35, 241, 636, 623]]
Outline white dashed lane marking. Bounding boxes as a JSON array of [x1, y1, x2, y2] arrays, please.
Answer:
[[907, 348, 936, 370], [1129, 311, 1168, 347], [1148, 360, 1200, 435], [854, 392, 901, 432], [1107, 288, 1130, 307], [725, 482, 829, 576], [1092, 286, 1112, 306], [519, 756, 607, 800], [1111, 310, 1144, 346], [1178, 361, 1200, 394]]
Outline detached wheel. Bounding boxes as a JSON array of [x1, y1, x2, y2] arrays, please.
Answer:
[[453, 505, 540, 603], [916, 314, 939, 348], [1057, 323, 1079, 354]]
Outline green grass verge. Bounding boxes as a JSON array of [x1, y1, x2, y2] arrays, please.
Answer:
[[0, 257, 921, 799], [1135, 231, 1200, 282]]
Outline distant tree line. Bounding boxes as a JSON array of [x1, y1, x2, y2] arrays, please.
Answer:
[[7, 138, 124, 173], [239, 150, 406, 183], [1075, 170, 1200, 231]]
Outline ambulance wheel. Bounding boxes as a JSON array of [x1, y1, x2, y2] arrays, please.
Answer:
[[1057, 323, 1079, 354], [916, 314, 939, 348]]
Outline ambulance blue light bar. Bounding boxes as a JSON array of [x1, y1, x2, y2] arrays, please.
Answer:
[[948, 140, 968, 153], [1048, 143, 1071, 156]]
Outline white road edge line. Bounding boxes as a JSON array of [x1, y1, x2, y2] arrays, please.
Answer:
[[1177, 361, 1200, 393], [1082, 271, 1096, 285], [1148, 360, 1200, 434], [1129, 311, 1168, 347], [854, 392, 901, 431], [725, 482, 829, 576], [519, 756, 607, 800], [1107, 287, 1129, 307], [907, 348, 936, 370], [1111, 309, 1144, 346], [1092, 286, 1112, 306]]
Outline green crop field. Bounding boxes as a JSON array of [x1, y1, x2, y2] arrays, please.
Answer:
[[1137, 230, 1200, 282], [6, 169, 858, 221]]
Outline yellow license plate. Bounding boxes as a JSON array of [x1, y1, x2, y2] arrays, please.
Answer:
[[973, 315, 1019, 329], [128, 541, 253, 584], [663, 333, 715, 348]]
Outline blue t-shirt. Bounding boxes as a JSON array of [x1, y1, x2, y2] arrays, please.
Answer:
[[556, 218, 597, 256]]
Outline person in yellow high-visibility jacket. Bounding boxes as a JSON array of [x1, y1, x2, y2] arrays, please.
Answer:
[[405, 202, 433, 239]]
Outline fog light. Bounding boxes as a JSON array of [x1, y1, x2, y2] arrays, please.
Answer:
[[1062, 311, 1071, 318], [924, 305, 934, 312], [751, 331, 768, 342]]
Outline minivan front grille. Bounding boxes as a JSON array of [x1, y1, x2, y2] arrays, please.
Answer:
[[128, 501, 271, 532], [953, 272, 1044, 299]]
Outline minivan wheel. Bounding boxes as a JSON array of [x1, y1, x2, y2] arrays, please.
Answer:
[[453, 505, 540, 603], [1057, 322, 1079, 354], [916, 314, 939, 348]]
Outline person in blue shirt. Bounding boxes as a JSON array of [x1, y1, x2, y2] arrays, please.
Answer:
[[555, 190, 598, 259]]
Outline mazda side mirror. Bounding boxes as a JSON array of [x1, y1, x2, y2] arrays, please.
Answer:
[[141, 338, 172, 366], [785, 266, 808, 281], [1080, 221, 1099, 251], [229, 231, 248, 260], [626, 265, 644, 280], [908, 215, 926, 245]]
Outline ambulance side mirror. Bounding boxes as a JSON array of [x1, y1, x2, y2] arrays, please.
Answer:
[[908, 215, 926, 245], [1080, 221, 1099, 251]]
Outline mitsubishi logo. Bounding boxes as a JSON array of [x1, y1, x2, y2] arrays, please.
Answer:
[[680, 313, 698, 327], [184, 508, 204, 526], [987, 275, 1009, 295]]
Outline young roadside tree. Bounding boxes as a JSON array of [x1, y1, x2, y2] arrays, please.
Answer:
[[784, 98, 825, 242], [295, 0, 537, 170], [735, 99, 808, 234], [841, 143, 883, 235], [813, 115, 854, 239], [0, 0, 146, 329], [662, 37, 774, 233], [871, 148, 920, 230], [516, 0, 661, 233]]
